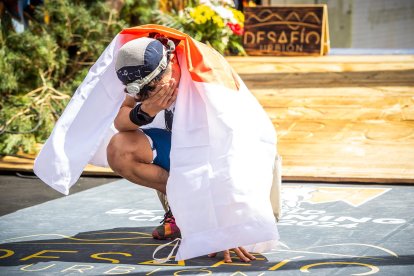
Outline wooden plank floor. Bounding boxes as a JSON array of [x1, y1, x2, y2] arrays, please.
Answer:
[[0, 155, 114, 176], [1, 55, 413, 183], [227, 55, 414, 183]]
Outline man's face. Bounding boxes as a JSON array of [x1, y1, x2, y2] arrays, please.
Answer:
[[153, 53, 181, 93], [132, 53, 181, 102]]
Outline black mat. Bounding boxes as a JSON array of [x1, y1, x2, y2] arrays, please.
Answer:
[[0, 179, 413, 275]]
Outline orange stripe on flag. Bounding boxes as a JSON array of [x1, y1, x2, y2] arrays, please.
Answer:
[[120, 24, 240, 91]]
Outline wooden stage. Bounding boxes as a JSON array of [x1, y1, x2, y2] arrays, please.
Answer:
[[1, 55, 413, 183], [228, 55, 414, 183]]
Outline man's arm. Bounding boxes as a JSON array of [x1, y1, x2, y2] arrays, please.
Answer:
[[114, 96, 140, 131], [114, 79, 178, 132]]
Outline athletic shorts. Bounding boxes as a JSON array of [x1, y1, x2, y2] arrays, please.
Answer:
[[141, 128, 171, 172]]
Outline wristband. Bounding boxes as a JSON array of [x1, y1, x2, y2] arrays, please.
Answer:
[[129, 104, 155, 126]]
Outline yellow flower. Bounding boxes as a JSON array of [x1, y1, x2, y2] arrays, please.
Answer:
[[212, 15, 224, 28], [231, 8, 245, 27], [190, 5, 216, 25], [197, 16, 208, 25]]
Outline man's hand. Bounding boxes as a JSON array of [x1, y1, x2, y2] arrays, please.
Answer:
[[208, 247, 256, 263], [141, 79, 178, 117]]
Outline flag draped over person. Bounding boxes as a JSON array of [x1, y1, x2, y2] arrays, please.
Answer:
[[34, 25, 279, 261]]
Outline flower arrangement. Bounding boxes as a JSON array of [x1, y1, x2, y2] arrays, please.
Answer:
[[155, 0, 245, 55]]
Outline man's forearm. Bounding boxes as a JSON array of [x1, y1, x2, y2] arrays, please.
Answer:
[[114, 107, 140, 132]]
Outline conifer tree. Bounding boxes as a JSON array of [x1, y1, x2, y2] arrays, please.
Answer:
[[0, 1, 124, 155]]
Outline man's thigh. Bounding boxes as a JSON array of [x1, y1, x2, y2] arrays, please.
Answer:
[[107, 130, 153, 166]]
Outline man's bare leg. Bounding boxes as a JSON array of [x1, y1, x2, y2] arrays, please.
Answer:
[[107, 129, 179, 240], [107, 130, 169, 194], [157, 190, 170, 212]]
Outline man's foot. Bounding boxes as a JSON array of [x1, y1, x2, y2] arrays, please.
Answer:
[[152, 209, 181, 240]]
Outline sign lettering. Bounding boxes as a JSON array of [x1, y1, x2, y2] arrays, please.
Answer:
[[243, 5, 330, 56]]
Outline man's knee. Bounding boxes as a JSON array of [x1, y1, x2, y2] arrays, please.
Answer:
[[107, 133, 125, 174], [106, 131, 152, 174]]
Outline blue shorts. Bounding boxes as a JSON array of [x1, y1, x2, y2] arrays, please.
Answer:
[[141, 128, 171, 172]]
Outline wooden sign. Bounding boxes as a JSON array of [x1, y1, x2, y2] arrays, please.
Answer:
[[243, 5, 330, 56]]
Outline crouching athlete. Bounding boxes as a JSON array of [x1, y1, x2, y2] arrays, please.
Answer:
[[106, 35, 257, 263]]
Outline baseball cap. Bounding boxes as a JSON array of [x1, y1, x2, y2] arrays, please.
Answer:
[[115, 37, 175, 96]]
